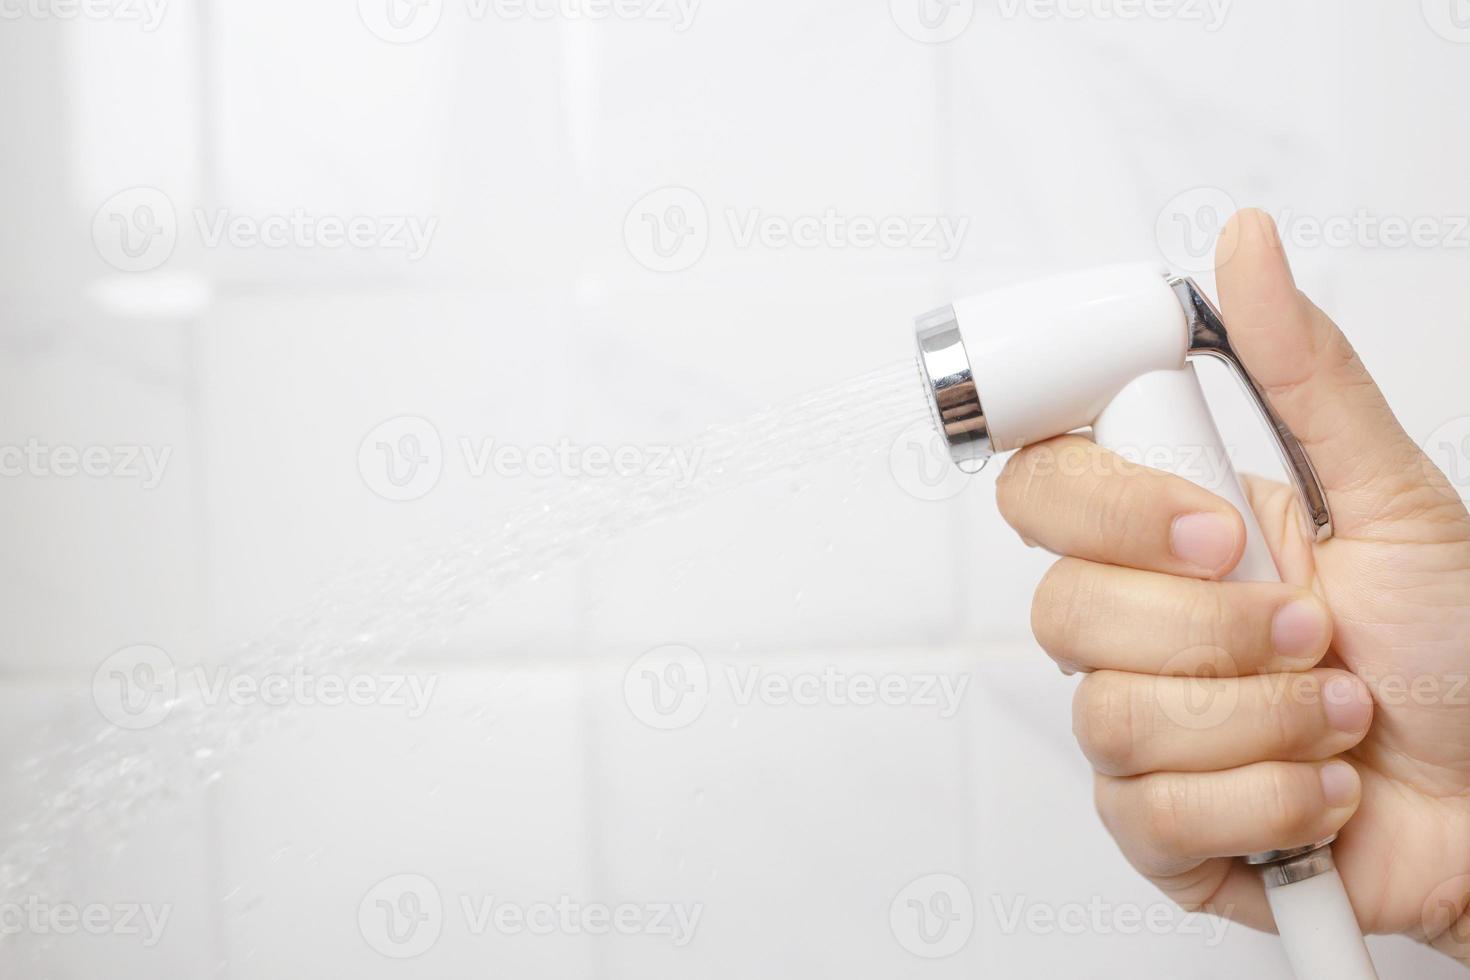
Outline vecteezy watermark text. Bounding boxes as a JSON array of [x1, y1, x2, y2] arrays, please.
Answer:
[[996, 0, 1231, 31], [0, 439, 171, 489], [0, 898, 172, 946], [358, 0, 699, 44], [0, 0, 167, 29], [358, 416, 706, 503], [623, 187, 970, 273], [193, 209, 436, 260], [990, 894, 1232, 944], [459, 438, 702, 486], [725, 209, 969, 260], [92, 645, 440, 731], [93, 187, 438, 273], [623, 646, 973, 730], [1157, 186, 1470, 272], [726, 665, 970, 719], [358, 874, 702, 959]]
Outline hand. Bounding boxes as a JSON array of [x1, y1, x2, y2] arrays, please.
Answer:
[[996, 208, 1470, 965]]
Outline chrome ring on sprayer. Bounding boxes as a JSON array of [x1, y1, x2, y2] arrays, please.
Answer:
[[915, 304, 992, 473], [1246, 837, 1339, 889]]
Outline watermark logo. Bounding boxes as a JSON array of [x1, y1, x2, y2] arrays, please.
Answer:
[[890, 0, 975, 43], [359, 416, 445, 503], [1422, 875, 1470, 959], [359, 874, 444, 958], [92, 645, 178, 731], [1425, 416, 1470, 490], [93, 187, 178, 274], [1156, 186, 1238, 273], [1155, 647, 1240, 732], [889, 873, 974, 959], [623, 645, 710, 730], [0, 0, 168, 30], [1422, 0, 1470, 42], [0, 898, 173, 946], [358, 0, 443, 43], [624, 187, 710, 273], [889, 418, 975, 502]]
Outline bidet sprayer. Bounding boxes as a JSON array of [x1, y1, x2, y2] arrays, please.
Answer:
[[915, 263, 1378, 980]]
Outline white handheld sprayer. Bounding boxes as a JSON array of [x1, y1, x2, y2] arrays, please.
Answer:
[[914, 263, 1378, 980]]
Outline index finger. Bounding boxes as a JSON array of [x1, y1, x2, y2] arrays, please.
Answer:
[[996, 434, 1247, 579]]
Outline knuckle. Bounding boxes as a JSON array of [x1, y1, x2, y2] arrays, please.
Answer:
[[993, 456, 1024, 520], [1073, 673, 1142, 776], [1089, 473, 1157, 558], [1092, 778, 1121, 836], [1266, 679, 1316, 752], [1093, 777, 1129, 841], [1032, 559, 1095, 657], [1179, 584, 1231, 656], [1139, 776, 1193, 855], [995, 444, 1052, 526], [1255, 766, 1317, 843], [1165, 584, 1247, 679]]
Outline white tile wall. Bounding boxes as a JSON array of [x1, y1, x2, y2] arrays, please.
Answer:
[[6, 0, 1470, 977]]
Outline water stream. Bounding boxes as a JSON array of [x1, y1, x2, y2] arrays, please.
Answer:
[[0, 358, 931, 907]]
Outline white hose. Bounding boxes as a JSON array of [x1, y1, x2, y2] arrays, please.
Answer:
[[1265, 858, 1379, 979]]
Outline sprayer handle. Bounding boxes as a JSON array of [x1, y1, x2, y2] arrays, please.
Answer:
[[1092, 365, 1378, 980], [1092, 364, 1278, 584]]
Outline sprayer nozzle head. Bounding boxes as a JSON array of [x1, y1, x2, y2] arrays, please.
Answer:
[[916, 305, 992, 474]]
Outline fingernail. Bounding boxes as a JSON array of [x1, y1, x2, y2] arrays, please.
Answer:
[[1170, 513, 1238, 575], [1322, 675, 1372, 733], [1272, 599, 1329, 663], [1319, 761, 1359, 808]]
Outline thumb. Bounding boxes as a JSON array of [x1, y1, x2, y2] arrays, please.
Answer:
[[1214, 208, 1429, 539]]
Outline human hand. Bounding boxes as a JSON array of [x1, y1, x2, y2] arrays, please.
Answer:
[[996, 208, 1470, 965]]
